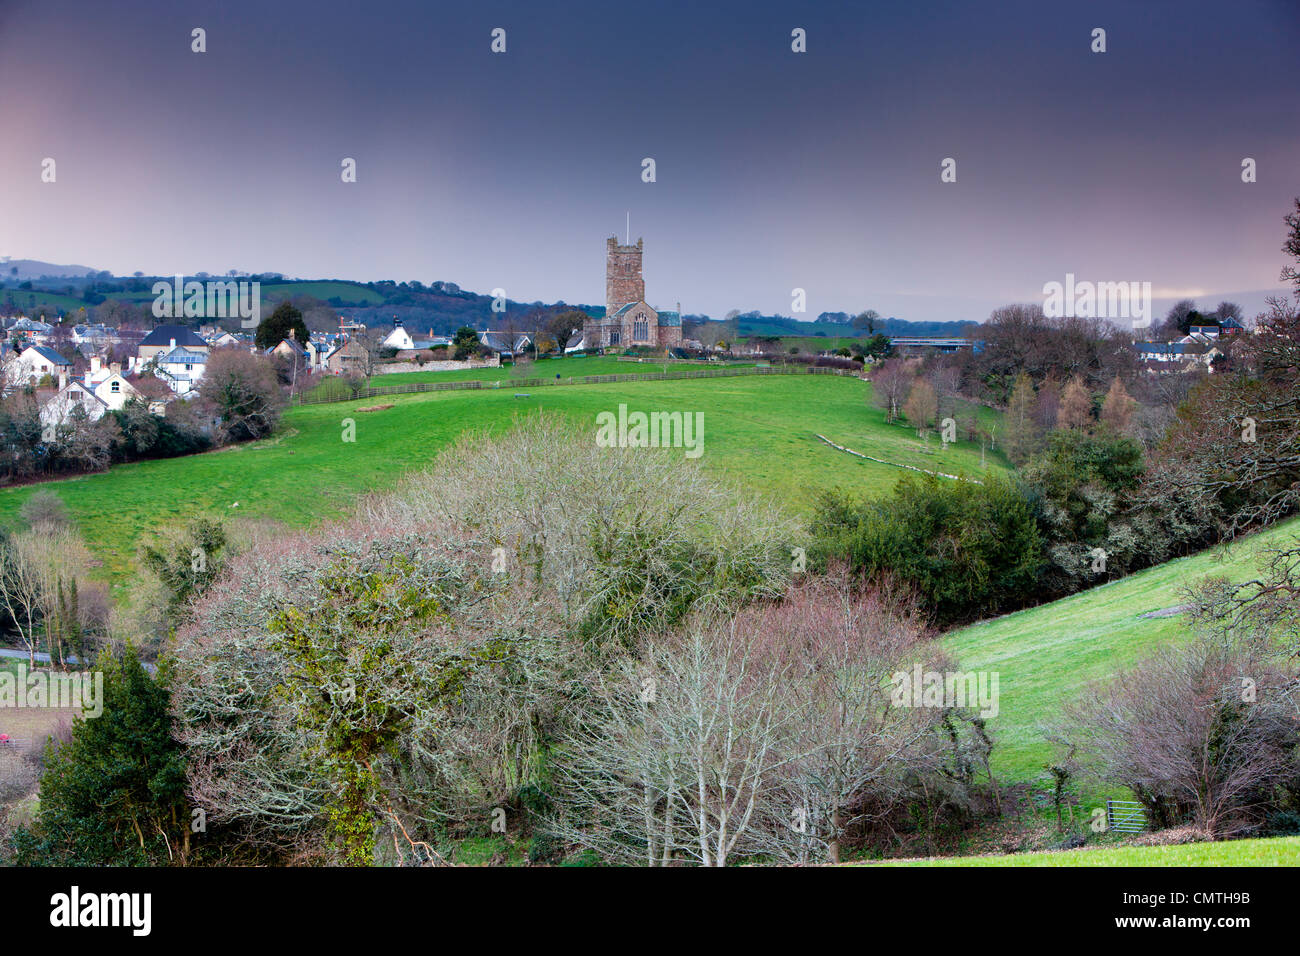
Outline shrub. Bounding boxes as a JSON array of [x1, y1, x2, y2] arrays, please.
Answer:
[[172, 519, 567, 863], [364, 413, 799, 653], [812, 476, 1044, 624], [18, 490, 69, 529], [549, 576, 990, 865]]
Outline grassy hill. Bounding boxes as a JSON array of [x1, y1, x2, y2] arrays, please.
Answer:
[[0, 288, 92, 314], [873, 835, 1300, 866], [942, 517, 1300, 786], [0, 374, 1006, 595], [259, 280, 385, 305]]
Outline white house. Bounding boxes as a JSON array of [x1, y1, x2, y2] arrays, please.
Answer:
[[93, 372, 141, 410], [8, 345, 73, 385], [155, 346, 208, 395], [381, 319, 449, 354], [209, 331, 245, 349], [137, 325, 210, 366], [39, 380, 107, 440], [381, 320, 417, 351]]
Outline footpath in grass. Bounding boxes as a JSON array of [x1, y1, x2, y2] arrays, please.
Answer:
[[870, 835, 1300, 867]]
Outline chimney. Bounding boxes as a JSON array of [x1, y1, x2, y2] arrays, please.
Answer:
[[169, 338, 177, 349], [110, 361, 121, 374], [58, 371, 67, 390], [90, 355, 102, 375]]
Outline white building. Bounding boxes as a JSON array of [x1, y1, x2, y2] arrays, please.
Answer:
[[39, 380, 107, 440], [155, 346, 208, 395], [8, 345, 73, 386]]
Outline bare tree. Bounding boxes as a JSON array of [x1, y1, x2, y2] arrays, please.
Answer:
[[870, 357, 915, 423], [903, 378, 938, 434], [1064, 632, 1299, 837], [551, 621, 805, 867]]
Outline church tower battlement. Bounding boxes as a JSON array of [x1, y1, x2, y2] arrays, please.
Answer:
[[605, 236, 644, 318]]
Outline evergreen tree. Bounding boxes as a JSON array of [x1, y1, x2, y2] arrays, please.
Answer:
[[254, 301, 309, 350], [9, 647, 189, 865]]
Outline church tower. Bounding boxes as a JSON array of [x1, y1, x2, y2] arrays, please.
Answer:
[[605, 236, 644, 317]]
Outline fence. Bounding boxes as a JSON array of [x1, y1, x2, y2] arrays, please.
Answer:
[[1105, 799, 1148, 833], [295, 364, 859, 406]]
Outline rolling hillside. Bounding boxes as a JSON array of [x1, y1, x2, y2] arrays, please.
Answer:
[[0, 373, 1008, 593], [942, 517, 1300, 784]]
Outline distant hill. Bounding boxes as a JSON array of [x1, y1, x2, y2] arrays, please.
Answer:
[[0, 258, 100, 281], [718, 313, 974, 339]]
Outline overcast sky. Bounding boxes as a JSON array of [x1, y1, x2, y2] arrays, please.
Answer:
[[2, 0, 1297, 322]]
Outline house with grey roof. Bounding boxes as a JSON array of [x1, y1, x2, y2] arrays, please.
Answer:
[[8, 344, 73, 386], [137, 325, 210, 365]]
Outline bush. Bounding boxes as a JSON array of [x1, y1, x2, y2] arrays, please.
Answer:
[[109, 400, 211, 463], [171, 416, 801, 862], [812, 476, 1044, 624], [18, 490, 69, 529], [172, 518, 567, 864], [197, 347, 286, 443], [549, 576, 992, 865], [366, 413, 800, 652], [1019, 429, 1146, 595]]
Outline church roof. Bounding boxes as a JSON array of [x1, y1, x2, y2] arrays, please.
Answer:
[[657, 310, 682, 328]]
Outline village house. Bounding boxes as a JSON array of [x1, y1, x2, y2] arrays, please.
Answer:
[[8, 316, 55, 344], [478, 331, 531, 359], [38, 379, 108, 440], [137, 325, 209, 365], [154, 345, 208, 395], [7, 344, 73, 385], [325, 337, 370, 375]]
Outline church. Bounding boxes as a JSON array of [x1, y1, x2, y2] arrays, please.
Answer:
[[583, 237, 683, 350]]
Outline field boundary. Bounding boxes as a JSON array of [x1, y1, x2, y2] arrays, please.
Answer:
[[815, 433, 984, 483], [296, 364, 860, 406]]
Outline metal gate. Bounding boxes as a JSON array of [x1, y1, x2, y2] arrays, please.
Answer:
[[1106, 800, 1147, 833]]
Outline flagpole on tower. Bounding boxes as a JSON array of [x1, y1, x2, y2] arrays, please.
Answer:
[[626, 212, 629, 246]]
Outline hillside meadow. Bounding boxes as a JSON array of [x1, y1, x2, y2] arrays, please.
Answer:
[[872, 835, 1300, 867], [942, 516, 1300, 786], [0, 373, 1008, 595]]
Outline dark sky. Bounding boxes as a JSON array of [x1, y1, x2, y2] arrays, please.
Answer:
[[2, 0, 1298, 321]]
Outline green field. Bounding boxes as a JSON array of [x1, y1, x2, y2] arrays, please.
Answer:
[[0, 374, 1007, 594], [873, 835, 1300, 866], [942, 518, 1300, 785], [364, 354, 763, 387], [259, 280, 384, 305], [0, 288, 91, 315]]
